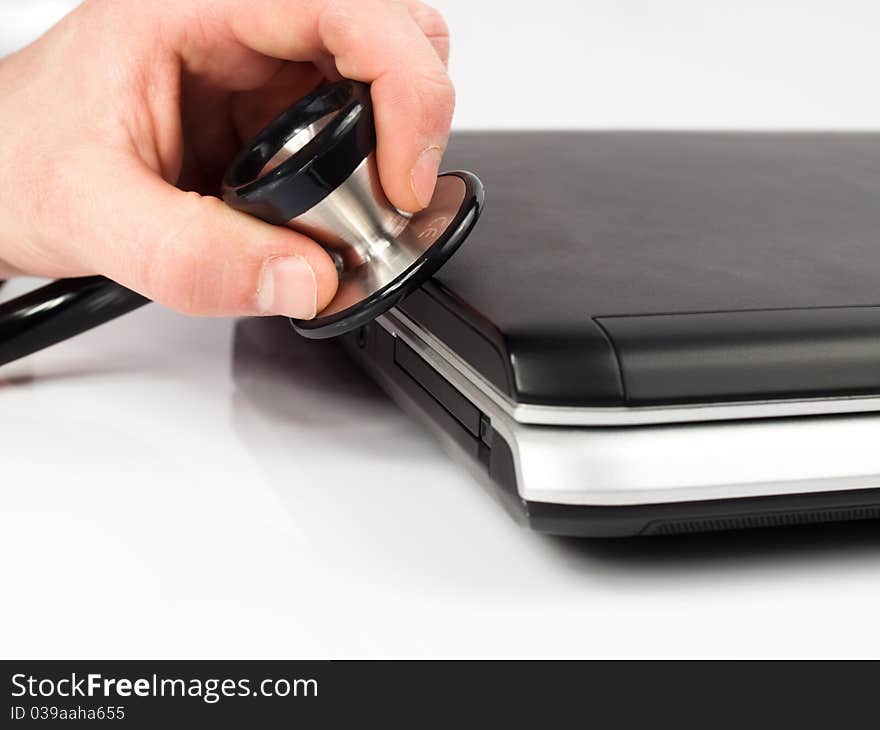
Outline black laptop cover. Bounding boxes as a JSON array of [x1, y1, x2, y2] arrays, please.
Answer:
[[400, 132, 880, 407]]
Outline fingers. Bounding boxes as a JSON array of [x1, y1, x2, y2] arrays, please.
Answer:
[[408, 1, 450, 66], [231, 61, 326, 143], [75, 159, 338, 318], [318, 0, 455, 211], [0, 263, 23, 279], [221, 0, 455, 213]]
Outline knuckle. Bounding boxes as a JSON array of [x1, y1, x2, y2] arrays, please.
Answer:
[[145, 193, 227, 315], [149, 255, 204, 315], [416, 69, 455, 127], [413, 3, 450, 43], [318, 0, 359, 59]]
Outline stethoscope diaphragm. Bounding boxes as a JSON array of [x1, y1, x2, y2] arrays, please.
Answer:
[[222, 80, 483, 339]]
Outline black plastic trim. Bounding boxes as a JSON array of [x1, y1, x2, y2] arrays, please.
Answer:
[[504, 323, 626, 406], [394, 336, 482, 437], [354, 321, 486, 464], [397, 288, 628, 405], [525, 488, 880, 538], [598, 307, 880, 405], [398, 286, 514, 396]]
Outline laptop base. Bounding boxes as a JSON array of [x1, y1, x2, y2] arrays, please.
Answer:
[[343, 318, 880, 537]]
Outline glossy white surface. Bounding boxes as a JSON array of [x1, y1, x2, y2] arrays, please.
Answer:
[[4, 279, 880, 659]]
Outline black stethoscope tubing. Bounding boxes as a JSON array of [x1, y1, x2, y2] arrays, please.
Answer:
[[0, 276, 147, 369]]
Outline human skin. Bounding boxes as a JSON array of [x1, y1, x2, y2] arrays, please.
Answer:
[[0, 0, 454, 319]]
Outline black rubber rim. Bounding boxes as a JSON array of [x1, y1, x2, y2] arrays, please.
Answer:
[[222, 80, 375, 225], [289, 170, 484, 340]]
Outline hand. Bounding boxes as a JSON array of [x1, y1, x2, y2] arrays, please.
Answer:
[[0, 0, 453, 319]]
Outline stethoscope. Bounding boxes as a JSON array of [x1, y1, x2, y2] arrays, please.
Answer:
[[0, 80, 483, 368]]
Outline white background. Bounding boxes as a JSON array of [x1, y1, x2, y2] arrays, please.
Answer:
[[5, 0, 880, 129], [2, 1, 880, 658]]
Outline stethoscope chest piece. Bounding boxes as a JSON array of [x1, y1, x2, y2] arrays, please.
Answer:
[[222, 80, 484, 339]]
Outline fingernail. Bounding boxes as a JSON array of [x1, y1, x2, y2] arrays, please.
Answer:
[[257, 255, 317, 319], [410, 145, 444, 209]]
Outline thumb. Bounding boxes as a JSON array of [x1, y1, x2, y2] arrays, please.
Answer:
[[72, 161, 338, 318]]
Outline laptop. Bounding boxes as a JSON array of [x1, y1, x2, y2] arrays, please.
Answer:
[[341, 131, 880, 537]]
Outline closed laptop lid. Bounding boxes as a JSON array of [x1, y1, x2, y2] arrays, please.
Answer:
[[398, 132, 880, 407]]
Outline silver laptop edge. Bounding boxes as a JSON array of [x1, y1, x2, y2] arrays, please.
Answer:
[[377, 310, 880, 507]]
